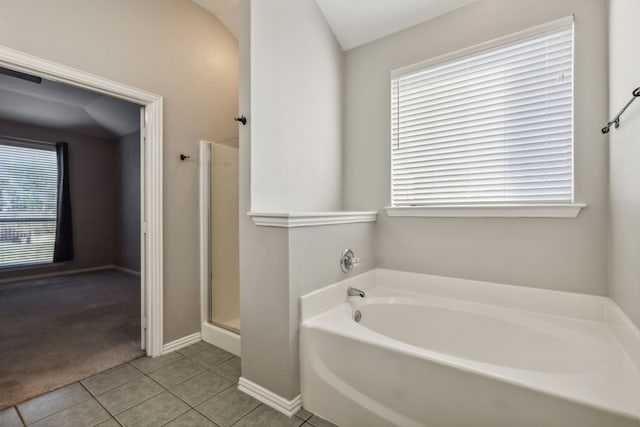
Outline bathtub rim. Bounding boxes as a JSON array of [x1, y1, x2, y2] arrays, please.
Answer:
[[300, 268, 639, 370], [300, 268, 640, 421]]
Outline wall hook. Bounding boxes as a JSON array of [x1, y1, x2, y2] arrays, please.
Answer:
[[234, 115, 247, 126], [179, 154, 191, 161]]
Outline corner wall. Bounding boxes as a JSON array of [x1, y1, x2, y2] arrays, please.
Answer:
[[344, 0, 609, 295], [240, 0, 374, 401], [608, 0, 640, 328]]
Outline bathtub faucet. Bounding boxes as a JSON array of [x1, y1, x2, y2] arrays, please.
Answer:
[[347, 287, 366, 298]]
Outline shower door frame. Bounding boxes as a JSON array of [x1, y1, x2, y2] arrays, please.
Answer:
[[199, 140, 241, 357]]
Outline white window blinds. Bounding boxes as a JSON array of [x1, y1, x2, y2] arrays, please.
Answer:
[[391, 19, 574, 207], [0, 141, 58, 268]]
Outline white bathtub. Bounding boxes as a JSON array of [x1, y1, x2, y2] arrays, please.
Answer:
[[300, 269, 640, 427]]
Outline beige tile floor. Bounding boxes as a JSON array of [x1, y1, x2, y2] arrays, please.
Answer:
[[0, 342, 337, 427]]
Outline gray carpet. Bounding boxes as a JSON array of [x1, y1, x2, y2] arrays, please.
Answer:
[[0, 269, 143, 409]]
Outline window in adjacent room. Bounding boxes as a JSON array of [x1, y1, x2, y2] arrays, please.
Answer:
[[0, 141, 58, 267], [390, 18, 574, 208]]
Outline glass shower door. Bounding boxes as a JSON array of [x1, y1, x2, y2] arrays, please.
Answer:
[[210, 141, 240, 333]]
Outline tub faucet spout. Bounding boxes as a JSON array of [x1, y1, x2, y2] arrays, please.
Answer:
[[348, 287, 366, 298]]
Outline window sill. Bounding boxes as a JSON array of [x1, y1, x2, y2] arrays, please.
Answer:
[[384, 204, 586, 218], [0, 261, 60, 273]]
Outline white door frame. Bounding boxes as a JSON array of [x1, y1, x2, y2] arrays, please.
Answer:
[[0, 44, 165, 357], [199, 140, 241, 356]]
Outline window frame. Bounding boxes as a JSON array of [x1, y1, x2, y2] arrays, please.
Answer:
[[0, 138, 59, 269], [387, 16, 584, 218]]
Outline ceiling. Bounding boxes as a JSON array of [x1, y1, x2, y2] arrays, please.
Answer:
[[315, 0, 477, 50], [192, 0, 475, 50], [193, 0, 239, 38], [0, 71, 140, 139]]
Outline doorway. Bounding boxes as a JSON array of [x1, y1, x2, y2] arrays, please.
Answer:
[[0, 45, 164, 358], [0, 62, 155, 408]]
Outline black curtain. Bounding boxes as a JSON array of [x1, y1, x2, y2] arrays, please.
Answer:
[[53, 142, 73, 262]]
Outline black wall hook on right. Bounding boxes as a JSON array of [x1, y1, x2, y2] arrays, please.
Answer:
[[234, 115, 247, 126]]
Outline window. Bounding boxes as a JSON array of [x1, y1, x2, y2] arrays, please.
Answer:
[[390, 18, 575, 212], [0, 141, 58, 267]]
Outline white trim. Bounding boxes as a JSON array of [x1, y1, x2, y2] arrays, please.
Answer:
[[606, 299, 640, 371], [202, 322, 241, 357], [390, 15, 575, 78], [0, 44, 164, 357], [199, 141, 211, 330], [140, 107, 147, 351], [248, 211, 378, 228], [385, 204, 585, 218], [0, 265, 114, 284], [162, 332, 202, 354], [238, 377, 302, 417], [143, 100, 164, 357], [112, 266, 141, 277]]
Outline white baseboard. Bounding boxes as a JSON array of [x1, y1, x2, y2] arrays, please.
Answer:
[[162, 332, 202, 354], [111, 265, 142, 277], [0, 265, 114, 284], [202, 322, 241, 357], [238, 377, 302, 417]]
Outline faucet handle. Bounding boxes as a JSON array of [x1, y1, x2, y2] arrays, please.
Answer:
[[340, 249, 361, 273]]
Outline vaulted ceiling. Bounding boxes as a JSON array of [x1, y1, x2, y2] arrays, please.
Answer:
[[315, 0, 477, 50], [193, 0, 239, 38], [0, 71, 141, 140], [192, 0, 476, 50]]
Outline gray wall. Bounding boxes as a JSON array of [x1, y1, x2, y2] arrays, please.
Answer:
[[608, 0, 640, 328], [0, 0, 239, 342], [286, 223, 375, 396], [344, 0, 609, 295], [239, 0, 374, 400], [0, 120, 118, 281], [250, 0, 343, 211], [115, 131, 141, 272]]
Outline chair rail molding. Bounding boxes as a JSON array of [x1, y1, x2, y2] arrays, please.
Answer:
[[247, 211, 378, 228]]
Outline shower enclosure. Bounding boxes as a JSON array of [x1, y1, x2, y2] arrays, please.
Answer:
[[203, 140, 240, 334]]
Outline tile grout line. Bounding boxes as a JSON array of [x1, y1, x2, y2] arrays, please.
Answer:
[[82, 364, 146, 398], [107, 363, 231, 425], [187, 377, 247, 426], [155, 400, 191, 427], [14, 405, 27, 427], [228, 402, 263, 427], [77, 382, 115, 427], [12, 358, 150, 426], [166, 375, 236, 410], [12, 343, 242, 427], [105, 374, 170, 420], [16, 384, 95, 426], [128, 349, 192, 375], [151, 352, 237, 427]]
